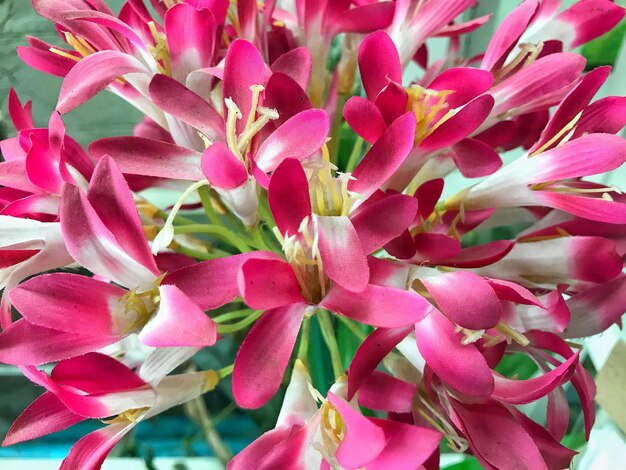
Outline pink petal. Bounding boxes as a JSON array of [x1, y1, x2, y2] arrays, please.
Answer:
[[88, 156, 160, 276], [415, 178, 444, 221], [367, 417, 442, 469], [8, 88, 34, 132], [557, 0, 625, 48], [264, 72, 312, 126], [321, 283, 430, 328], [230, 425, 308, 470], [9, 273, 126, 336], [421, 271, 502, 330], [414, 312, 495, 396], [437, 240, 514, 269], [149, 74, 224, 142], [419, 94, 494, 153], [358, 30, 402, 100], [163, 252, 280, 310], [492, 352, 578, 404], [271, 47, 312, 90], [539, 191, 626, 224], [373, 82, 409, 124], [201, 142, 248, 189], [316, 215, 369, 293], [349, 112, 416, 200], [56, 50, 148, 114], [25, 134, 63, 194], [427, 67, 494, 108], [60, 422, 134, 470], [480, 0, 539, 71], [0, 319, 118, 366], [487, 278, 543, 306], [327, 392, 386, 468], [17, 42, 75, 78], [232, 303, 306, 408], [575, 96, 626, 137], [238, 258, 305, 310], [3, 392, 85, 446], [60, 184, 156, 289], [223, 39, 270, 134], [268, 158, 312, 236], [343, 96, 386, 144], [348, 327, 412, 400], [450, 138, 502, 178], [89, 136, 203, 180], [165, 3, 216, 80], [255, 109, 330, 173], [329, 2, 396, 36], [351, 194, 418, 254], [139, 284, 217, 347], [358, 371, 416, 413]]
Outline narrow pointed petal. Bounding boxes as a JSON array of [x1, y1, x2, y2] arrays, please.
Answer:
[[8, 88, 34, 132], [233, 303, 306, 408], [327, 392, 386, 468], [201, 142, 248, 189], [56, 51, 149, 114], [268, 158, 312, 236], [427, 67, 494, 108], [271, 47, 312, 90], [414, 312, 495, 396], [575, 96, 626, 136], [358, 30, 402, 100], [255, 109, 330, 173], [322, 284, 430, 328], [89, 136, 203, 180], [60, 422, 134, 470], [349, 112, 416, 200], [238, 258, 305, 310], [316, 215, 369, 292], [139, 285, 217, 347]]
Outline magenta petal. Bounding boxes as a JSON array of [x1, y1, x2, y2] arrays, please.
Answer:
[[575, 96, 626, 136], [9, 273, 125, 335], [414, 312, 495, 396], [450, 138, 502, 178], [239, 258, 305, 310], [0, 319, 118, 366], [7, 88, 34, 132], [557, 0, 625, 48], [420, 94, 494, 153], [149, 74, 224, 142], [268, 158, 312, 237], [348, 327, 412, 400], [264, 73, 312, 126], [492, 353, 578, 404], [233, 303, 306, 408], [163, 252, 280, 310], [88, 156, 160, 276], [89, 136, 203, 180], [327, 392, 386, 468], [367, 417, 442, 469], [3, 392, 84, 446], [421, 271, 502, 330], [349, 112, 416, 200], [351, 194, 418, 254], [358, 30, 402, 100], [25, 134, 63, 194], [322, 284, 430, 328], [343, 96, 386, 144], [270, 47, 312, 90], [374, 81, 409, 124], [56, 50, 148, 114], [255, 109, 330, 173], [201, 142, 248, 189], [415, 178, 444, 221], [139, 285, 217, 347], [358, 371, 416, 413], [427, 67, 494, 108], [229, 425, 308, 470], [60, 422, 134, 470], [316, 215, 369, 293]]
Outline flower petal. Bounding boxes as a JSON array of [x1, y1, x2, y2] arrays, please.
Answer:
[[343, 96, 386, 144], [358, 30, 402, 100], [268, 158, 312, 237], [239, 258, 305, 310], [201, 142, 248, 189]]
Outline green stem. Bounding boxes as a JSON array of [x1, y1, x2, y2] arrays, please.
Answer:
[[174, 224, 252, 253], [213, 308, 253, 324], [316, 310, 344, 379], [197, 186, 221, 226], [217, 310, 263, 334], [297, 316, 311, 361], [329, 93, 349, 166], [345, 136, 365, 172], [174, 244, 229, 260], [336, 315, 367, 341], [218, 364, 234, 379], [155, 209, 196, 226], [187, 397, 233, 466], [248, 225, 272, 251]]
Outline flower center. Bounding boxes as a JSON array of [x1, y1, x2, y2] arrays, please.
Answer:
[[321, 401, 345, 447], [307, 145, 357, 217], [148, 21, 172, 76], [119, 274, 165, 334], [406, 85, 455, 144]]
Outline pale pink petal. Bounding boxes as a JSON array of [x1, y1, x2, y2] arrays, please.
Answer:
[[255, 109, 330, 173], [238, 258, 305, 310], [232, 303, 306, 408], [316, 215, 369, 293], [349, 112, 416, 200], [321, 284, 430, 328], [201, 142, 248, 189], [268, 158, 312, 236], [56, 50, 149, 114], [358, 30, 402, 100], [138, 284, 217, 347], [327, 392, 386, 468], [89, 136, 203, 180], [414, 312, 495, 396]]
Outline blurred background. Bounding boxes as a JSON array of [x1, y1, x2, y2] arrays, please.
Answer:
[[1, 0, 625, 468]]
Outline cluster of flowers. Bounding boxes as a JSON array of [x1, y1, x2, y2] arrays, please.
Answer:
[[1, 0, 626, 468]]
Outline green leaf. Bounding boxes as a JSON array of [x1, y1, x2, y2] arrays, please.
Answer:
[[582, 20, 626, 69]]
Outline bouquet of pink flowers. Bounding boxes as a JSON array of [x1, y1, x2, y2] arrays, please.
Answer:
[[1, 0, 626, 468]]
